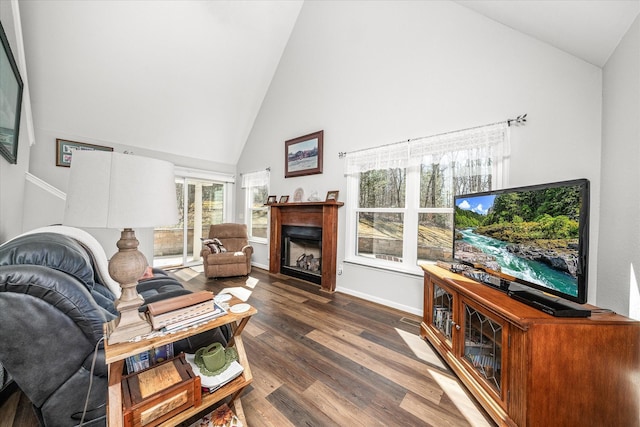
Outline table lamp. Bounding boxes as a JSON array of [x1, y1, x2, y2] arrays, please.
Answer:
[[63, 150, 178, 344]]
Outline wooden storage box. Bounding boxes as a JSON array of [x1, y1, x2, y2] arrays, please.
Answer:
[[122, 353, 201, 427]]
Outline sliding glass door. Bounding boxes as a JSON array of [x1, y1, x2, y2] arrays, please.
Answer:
[[154, 175, 229, 268]]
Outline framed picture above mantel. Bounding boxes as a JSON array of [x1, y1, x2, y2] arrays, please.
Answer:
[[285, 130, 323, 178]]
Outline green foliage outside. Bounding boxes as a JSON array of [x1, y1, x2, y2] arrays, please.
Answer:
[[359, 169, 406, 208]]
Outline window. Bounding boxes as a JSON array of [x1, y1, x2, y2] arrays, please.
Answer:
[[346, 123, 509, 273], [242, 170, 270, 241]]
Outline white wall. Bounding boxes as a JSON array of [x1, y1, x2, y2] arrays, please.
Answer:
[[20, 127, 239, 263], [237, 1, 603, 314], [598, 16, 640, 318], [0, 0, 31, 243]]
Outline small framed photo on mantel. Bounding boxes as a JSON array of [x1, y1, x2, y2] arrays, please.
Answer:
[[266, 195, 277, 205], [326, 190, 339, 202], [279, 195, 289, 203]]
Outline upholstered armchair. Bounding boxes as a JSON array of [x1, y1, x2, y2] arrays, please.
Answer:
[[201, 223, 253, 279]]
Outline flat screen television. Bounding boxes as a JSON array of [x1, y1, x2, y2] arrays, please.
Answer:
[[453, 179, 590, 304]]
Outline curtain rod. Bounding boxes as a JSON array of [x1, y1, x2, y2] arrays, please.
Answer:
[[337, 113, 527, 158], [240, 167, 271, 176]]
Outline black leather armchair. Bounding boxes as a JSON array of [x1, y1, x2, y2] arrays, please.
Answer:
[[0, 229, 229, 426]]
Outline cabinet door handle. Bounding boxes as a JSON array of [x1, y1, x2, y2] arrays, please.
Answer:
[[451, 321, 461, 330]]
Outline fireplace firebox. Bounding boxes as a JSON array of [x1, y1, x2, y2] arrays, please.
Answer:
[[281, 226, 322, 284]]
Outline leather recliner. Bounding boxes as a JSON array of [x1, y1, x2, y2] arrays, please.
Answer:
[[0, 228, 229, 427]]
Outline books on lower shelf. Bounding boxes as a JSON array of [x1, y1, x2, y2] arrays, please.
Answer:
[[126, 344, 174, 374], [146, 291, 227, 331]]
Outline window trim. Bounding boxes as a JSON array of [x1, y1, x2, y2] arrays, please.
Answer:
[[244, 182, 269, 244], [345, 165, 425, 275]]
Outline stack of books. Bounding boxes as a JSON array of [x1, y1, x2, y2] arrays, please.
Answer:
[[147, 291, 227, 332]]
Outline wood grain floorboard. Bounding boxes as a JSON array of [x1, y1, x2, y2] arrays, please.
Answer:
[[301, 380, 386, 427], [266, 384, 339, 427], [1, 267, 495, 427]]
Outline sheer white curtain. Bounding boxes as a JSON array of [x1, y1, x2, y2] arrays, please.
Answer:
[[411, 123, 510, 191], [344, 122, 509, 187], [344, 142, 410, 175], [241, 169, 270, 188]]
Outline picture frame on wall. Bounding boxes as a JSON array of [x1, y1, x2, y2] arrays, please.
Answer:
[[285, 130, 323, 178], [56, 139, 113, 167], [0, 21, 24, 165], [326, 190, 339, 202]]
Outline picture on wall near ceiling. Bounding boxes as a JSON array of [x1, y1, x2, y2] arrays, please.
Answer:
[[0, 21, 24, 165], [285, 130, 323, 178], [56, 139, 113, 167]]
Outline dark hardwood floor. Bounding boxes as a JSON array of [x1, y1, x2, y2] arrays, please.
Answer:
[[0, 267, 495, 426]]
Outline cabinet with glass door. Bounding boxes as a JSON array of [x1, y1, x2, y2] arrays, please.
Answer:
[[420, 263, 640, 427]]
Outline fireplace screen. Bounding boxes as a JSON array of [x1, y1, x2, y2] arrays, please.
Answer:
[[281, 225, 322, 284]]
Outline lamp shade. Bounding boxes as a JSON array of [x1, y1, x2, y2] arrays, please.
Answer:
[[63, 151, 179, 229]]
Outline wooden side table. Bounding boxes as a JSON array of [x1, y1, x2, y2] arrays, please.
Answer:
[[104, 298, 256, 426]]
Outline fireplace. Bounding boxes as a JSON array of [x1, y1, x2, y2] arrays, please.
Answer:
[[269, 201, 343, 292], [281, 225, 322, 284]]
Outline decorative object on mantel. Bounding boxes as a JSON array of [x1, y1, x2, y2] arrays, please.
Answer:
[[293, 187, 304, 202], [307, 191, 322, 202], [56, 138, 113, 167], [266, 195, 277, 204], [285, 130, 323, 178], [325, 190, 339, 202], [0, 21, 24, 165], [63, 150, 178, 344], [279, 195, 289, 203]]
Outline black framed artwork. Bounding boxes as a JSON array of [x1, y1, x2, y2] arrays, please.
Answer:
[[0, 21, 24, 164], [55, 139, 113, 167]]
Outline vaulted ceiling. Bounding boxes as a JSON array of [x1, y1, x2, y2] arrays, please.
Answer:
[[18, 1, 639, 165], [455, 0, 639, 67]]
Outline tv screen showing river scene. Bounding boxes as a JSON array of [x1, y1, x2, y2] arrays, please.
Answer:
[[453, 179, 589, 303]]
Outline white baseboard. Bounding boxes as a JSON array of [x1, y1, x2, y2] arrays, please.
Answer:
[[335, 286, 423, 317], [251, 262, 269, 271]]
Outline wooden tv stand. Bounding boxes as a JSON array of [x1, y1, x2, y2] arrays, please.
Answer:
[[420, 264, 640, 427]]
